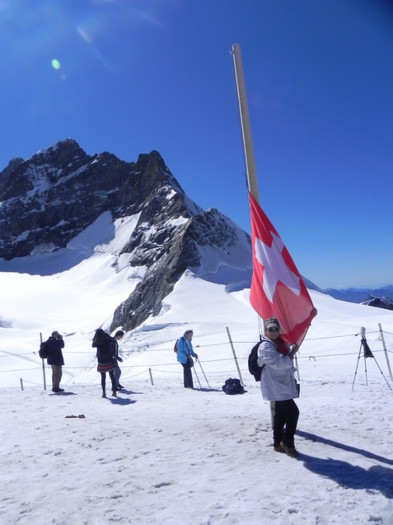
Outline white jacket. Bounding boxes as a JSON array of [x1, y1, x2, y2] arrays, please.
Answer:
[[257, 337, 299, 401]]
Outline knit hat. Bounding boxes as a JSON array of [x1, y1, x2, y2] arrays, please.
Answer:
[[264, 318, 280, 331]]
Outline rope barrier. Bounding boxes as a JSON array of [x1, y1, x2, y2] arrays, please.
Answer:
[[0, 328, 391, 358], [0, 348, 390, 376], [0, 327, 392, 381]]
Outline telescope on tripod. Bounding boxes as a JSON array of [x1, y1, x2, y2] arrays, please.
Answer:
[[352, 327, 392, 391]]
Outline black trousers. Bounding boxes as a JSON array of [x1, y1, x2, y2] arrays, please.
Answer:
[[273, 399, 299, 448], [182, 362, 194, 389], [101, 370, 117, 393]]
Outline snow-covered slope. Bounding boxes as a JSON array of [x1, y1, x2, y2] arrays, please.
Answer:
[[1, 256, 393, 524]]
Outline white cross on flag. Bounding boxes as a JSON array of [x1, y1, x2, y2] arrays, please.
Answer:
[[249, 192, 315, 345]]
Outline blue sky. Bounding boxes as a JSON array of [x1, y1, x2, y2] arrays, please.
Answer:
[[1, 0, 392, 289]]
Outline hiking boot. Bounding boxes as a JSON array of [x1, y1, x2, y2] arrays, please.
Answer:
[[102, 393, 106, 398], [118, 384, 124, 389], [274, 444, 286, 453], [112, 390, 117, 397], [280, 442, 299, 458]]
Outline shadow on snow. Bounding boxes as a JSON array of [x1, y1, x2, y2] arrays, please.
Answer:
[[298, 429, 393, 499]]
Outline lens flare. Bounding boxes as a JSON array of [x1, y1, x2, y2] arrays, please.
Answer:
[[51, 59, 61, 70]]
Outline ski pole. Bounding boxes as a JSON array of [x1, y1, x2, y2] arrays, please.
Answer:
[[192, 362, 202, 389], [197, 358, 210, 388]]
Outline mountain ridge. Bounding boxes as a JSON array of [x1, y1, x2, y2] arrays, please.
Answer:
[[325, 285, 393, 307]]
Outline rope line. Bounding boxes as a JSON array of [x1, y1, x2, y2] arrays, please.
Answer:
[[1, 328, 392, 379], [0, 347, 391, 375]]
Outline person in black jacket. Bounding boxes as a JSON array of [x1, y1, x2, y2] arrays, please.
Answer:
[[46, 331, 65, 393], [92, 328, 118, 398]]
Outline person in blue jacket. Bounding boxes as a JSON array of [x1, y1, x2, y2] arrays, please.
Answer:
[[176, 329, 198, 389]]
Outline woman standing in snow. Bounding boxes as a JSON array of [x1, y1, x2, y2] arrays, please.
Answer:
[[176, 329, 198, 389], [92, 328, 117, 398], [257, 317, 299, 457]]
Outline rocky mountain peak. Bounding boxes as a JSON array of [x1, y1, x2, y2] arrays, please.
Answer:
[[0, 139, 252, 331]]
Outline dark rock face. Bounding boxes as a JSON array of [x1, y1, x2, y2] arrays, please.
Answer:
[[362, 296, 393, 310], [111, 207, 250, 331], [0, 139, 192, 260], [0, 139, 252, 331]]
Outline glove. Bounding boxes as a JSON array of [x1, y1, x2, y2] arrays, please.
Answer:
[[117, 357, 123, 363], [194, 353, 198, 360]]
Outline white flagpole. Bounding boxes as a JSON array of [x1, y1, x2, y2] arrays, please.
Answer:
[[231, 43, 260, 205]]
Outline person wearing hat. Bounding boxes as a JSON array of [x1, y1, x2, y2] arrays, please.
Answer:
[[46, 331, 65, 393], [257, 317, 300, 457], [176, 329, 198, 389]]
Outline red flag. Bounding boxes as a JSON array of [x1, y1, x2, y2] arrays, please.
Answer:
[[249, 192, 315, 345]]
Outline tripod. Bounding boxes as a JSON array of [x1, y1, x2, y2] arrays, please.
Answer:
[[352, 329, 392, 391]]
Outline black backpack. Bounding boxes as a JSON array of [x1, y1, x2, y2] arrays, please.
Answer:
[[39, 340, 50, 359], [248, 340, 264, 382], [222, 378, 246, 395]]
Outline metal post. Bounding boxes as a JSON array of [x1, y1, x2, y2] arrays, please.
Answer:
[[379, 323, 393, 381], [294, 355, 300, 381], [226, 326, 244, 385], [40, 332, 47, 391]]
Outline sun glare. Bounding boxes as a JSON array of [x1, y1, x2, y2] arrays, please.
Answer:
[[51, 59, 61, 70]]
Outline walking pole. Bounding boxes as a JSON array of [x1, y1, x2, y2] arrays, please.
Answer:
[[197, 358, 211, 388], [192, 363, 202, 389]]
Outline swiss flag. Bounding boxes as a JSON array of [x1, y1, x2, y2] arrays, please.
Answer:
[[249, 192, 315, 345]]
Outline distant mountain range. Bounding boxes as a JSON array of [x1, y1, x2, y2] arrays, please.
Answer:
[[325, 285, 393, 310]]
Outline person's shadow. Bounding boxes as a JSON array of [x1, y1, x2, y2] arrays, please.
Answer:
[[297, 430, 393, 499]]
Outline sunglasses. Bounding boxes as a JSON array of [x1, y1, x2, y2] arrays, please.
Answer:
[[267, 327, 279, 332]]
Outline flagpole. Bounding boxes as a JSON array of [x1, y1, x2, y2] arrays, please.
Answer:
[[232, 43, 276, 428], [231, 43, 260, 205]]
